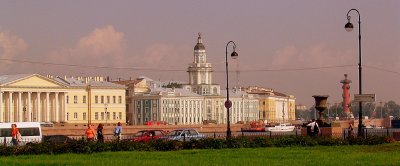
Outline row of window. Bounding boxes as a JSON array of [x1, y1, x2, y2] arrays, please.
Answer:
[[66, 112, 122, 121], [66, 95, 123, 104]]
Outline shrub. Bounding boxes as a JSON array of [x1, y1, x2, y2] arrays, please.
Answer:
[[225, 137, 253, 148], [0, 146, 16, 156], [346, 136, 390, 145], [251, 137, 273, 148], [0, 135, 395, 156], [315, 136, 344, 146], [271, 136, 317, 147], [196, 138, 225, 149], [149, 139, 182, 151]]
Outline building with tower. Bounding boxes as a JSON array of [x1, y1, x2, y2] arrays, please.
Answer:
[[182, 33, 221, 96], [127, 33, 259, 125]]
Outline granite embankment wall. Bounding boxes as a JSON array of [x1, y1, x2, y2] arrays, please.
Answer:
[[42, 124, 245, 136]]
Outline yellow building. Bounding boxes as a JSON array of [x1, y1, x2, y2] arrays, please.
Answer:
[[245, 86, 296, 123], [112, 76, 151, 125], [0, 74, 126, 124]]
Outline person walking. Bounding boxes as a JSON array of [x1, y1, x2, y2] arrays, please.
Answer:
[[348, 123, 354, 138], [114, 122, 122, 142], [97, 123, 104, 143], [11, 124, 21, 146], [307, 119, 319, 137], [86, 125, 96, 141]]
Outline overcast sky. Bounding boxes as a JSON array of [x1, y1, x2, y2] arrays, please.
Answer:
[[0, 0, 399, 106]]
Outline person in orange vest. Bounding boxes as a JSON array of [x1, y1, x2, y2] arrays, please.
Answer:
[[86, 126, 96, 141], [11, 124, 21, 146]]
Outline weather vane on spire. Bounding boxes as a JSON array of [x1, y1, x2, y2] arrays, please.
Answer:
[[197, 32, 202, 43]]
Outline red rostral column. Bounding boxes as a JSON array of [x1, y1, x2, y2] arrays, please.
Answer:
[[341, 74, 352, 118]]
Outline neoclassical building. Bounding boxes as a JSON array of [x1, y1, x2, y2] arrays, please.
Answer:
[[182, 33, 221, 96], [245, 86, 296, 123], [127, 34, 259, 125], [0, 74, 126, 124]]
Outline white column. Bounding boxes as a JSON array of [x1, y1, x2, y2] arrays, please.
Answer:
[[64, 93, 68, 122], [18, 92, 22, 122], [46, 92, 50, 122], [8, 92, 13, 122], [0, 92, 3, 122], [55, 92, 59, 122], [28, 92, 32, 122], [37, 92, 41, 122]]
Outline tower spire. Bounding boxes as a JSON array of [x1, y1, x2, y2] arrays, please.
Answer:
[[197, 32, 202, 43]]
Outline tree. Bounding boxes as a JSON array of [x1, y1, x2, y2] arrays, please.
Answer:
[[163, 82, 182, 88]]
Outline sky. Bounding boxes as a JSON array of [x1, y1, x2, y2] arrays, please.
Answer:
[[0, 0, 399, 107]]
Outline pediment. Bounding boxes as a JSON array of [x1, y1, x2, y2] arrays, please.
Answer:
[[4, 74, 66, 88]]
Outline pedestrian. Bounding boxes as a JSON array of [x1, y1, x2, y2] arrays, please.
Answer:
[[307, 119, 319, 137], [114, 122, 122, 142], [97, 123, 104, 143], [11, 124, 21, 146], [86, 125, 96, 141], [348, 123, 354, 138]]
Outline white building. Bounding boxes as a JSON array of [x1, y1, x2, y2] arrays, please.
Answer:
[[129, 33, 259, 125]]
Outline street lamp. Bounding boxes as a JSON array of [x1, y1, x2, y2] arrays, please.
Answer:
[[23, 106, 27, 122], [104, 103, 108, 125], [380, 101, 383, 119], [345, 8, 363, 137], [225, 41, 238, 139]]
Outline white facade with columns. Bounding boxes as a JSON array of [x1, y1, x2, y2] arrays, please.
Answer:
[[0, 74, 126, 124], [0, 74, 68, 123]]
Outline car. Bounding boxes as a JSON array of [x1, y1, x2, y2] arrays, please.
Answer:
[[163, 129, 205, 141], [43, 135, 73, 144], [131, 130, 167, 142]]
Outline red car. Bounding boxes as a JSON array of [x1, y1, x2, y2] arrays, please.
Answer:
[[132, 130, 167, 142]]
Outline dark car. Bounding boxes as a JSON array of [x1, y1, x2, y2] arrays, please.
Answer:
[[43, 135, 73, 143], [131, 130, 167, 142]]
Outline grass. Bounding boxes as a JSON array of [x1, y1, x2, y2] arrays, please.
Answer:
[[1, 143, 400, 166]]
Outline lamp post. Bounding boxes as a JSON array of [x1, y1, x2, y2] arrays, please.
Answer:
[[345, 8, 363, 137], [335, 103, 338, 120], [327, 103, 330, 122], [23, 106, 26, 122], [225, 41, 238, 139], [104, 103, 108, 125], [380, 101, 383, 119]]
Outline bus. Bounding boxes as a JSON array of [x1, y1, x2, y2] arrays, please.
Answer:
[[0, 122, 42, 146]]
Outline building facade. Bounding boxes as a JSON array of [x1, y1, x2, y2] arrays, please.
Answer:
[[129, 34, 259, 125], [0, 74, 126, 124], [245, 86, 296, 123], [182, 33, 221, 96]]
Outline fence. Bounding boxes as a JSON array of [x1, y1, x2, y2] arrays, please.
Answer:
[[4, 127, 400, 146], [343, 128, 400, 140]]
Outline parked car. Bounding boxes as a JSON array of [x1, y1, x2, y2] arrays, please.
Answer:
[[163, 129, 205, 141], [131, 130, 167, 142], [43, 135, 73, 144]]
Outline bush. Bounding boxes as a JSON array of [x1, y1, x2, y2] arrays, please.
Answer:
[[0, 146, 15, 156], [0, 135, 394, 156], [149, 139, 182, 151], [346, 135, 390, 145], [315, 136, 344, 146], [252, 137, 273, 148], [196, 138, 225, 149], [225, 137, 249, 148]]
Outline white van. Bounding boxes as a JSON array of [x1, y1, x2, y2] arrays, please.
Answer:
[[0, 122, 42, 146]]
